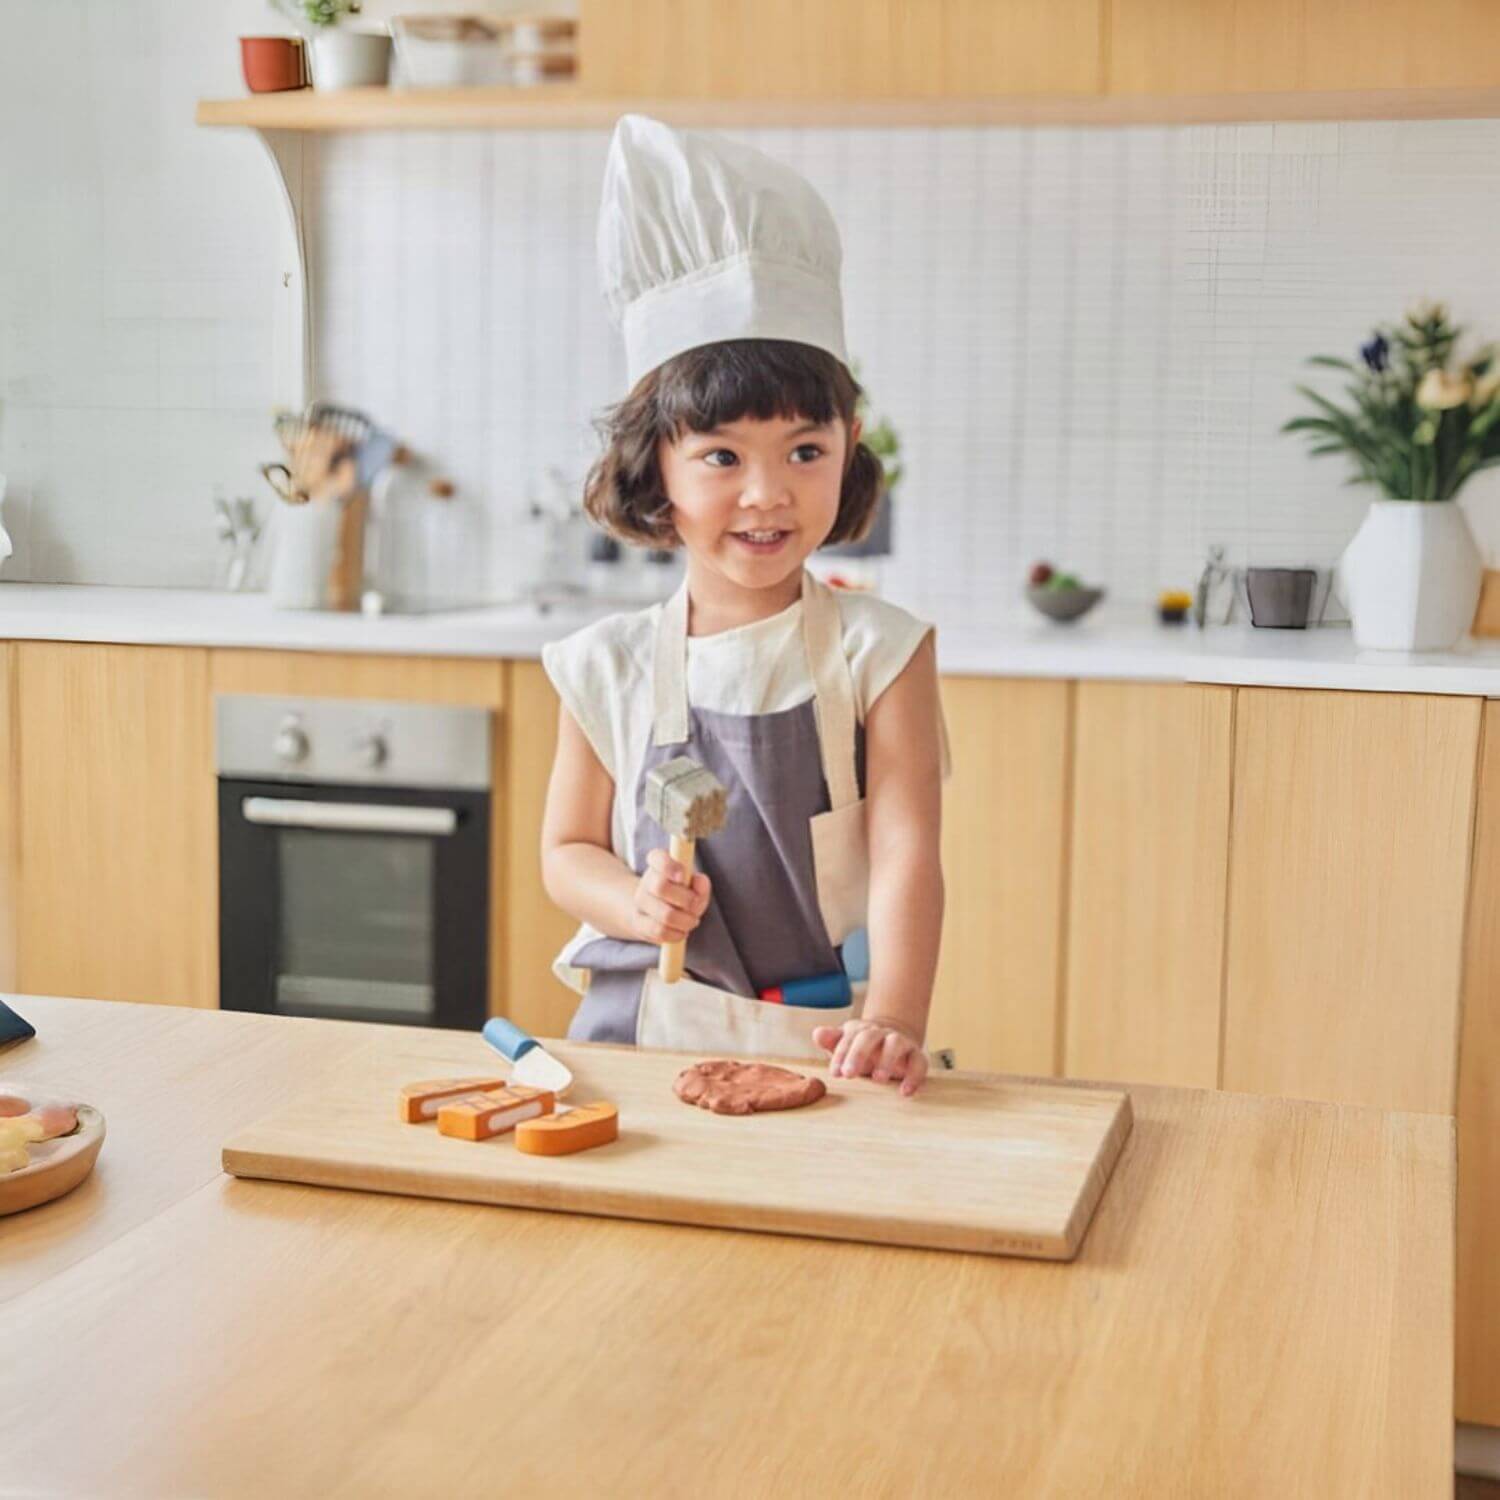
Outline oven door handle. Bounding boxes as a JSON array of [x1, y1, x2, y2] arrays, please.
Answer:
[[241, 797, 459, 836]]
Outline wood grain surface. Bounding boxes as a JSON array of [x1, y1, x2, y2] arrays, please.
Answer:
[[224, 1030, 1134, 1260], [0, 997, 1452, 1499], [927, 676, 1072, 1076], [1222, 687, 1480, 1112], [1110, 0, 1500, 93], [1065, 683, 1233, 1089], [0, 997, 368, 1304], [196, 84, 1500, 133], [502, 660, 582, 1039], [16, 643, 217, 1006], [577, 0, 1101, 100], [1459, 701, 1500, 1424], [0, 644, 16, 989]]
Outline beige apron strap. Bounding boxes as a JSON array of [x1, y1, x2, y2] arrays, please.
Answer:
[[652, 580, 691, 748], [654, 571, 858, 800], [800, 571, 860, 811]]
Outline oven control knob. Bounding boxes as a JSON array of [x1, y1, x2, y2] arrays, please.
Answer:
[[273, 719, 309, 765], [353, 731, 388, 770]]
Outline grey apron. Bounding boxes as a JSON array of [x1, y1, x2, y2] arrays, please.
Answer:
[[567, 570, 869, 1059]]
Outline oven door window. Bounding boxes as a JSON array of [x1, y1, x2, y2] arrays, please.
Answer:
[[275, 828, 436, 1023], [219, 779, 489, 1030]]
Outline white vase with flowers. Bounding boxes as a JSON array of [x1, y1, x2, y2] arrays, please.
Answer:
[[1284, 301, 1500, 651]]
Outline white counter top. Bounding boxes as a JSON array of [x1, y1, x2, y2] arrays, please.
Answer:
[[5, 583, 1500, 696], [0, 583, 589, 661]]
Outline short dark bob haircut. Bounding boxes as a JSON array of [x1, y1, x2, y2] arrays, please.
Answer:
[[583, 339, 885, 547]]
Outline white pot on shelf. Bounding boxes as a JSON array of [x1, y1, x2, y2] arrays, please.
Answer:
[[1336, 498, 1482, 651], [308, 26, 392, 90]]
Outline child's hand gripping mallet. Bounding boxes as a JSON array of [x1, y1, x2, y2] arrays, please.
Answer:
[[644, 756, 728, 985]]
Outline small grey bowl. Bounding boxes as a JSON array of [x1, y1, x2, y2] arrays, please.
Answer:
[[1026, 584, 1104, 622]]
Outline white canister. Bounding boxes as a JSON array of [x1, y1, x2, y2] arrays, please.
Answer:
[[308, 27, 392, 90], [267, 501, 341, 610], [0, 474, 11, 575]]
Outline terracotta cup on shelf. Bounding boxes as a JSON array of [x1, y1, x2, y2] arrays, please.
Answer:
[[240, 36, 309, 93]]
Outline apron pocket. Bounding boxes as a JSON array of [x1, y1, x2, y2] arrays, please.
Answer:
[[809, 797, 869, 947], [637, 971, 852, 1062]]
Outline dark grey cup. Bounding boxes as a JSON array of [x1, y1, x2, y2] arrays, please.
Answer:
[[1245, 567, 1317, 629]]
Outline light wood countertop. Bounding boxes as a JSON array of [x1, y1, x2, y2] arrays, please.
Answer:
[[0, 996, 1454, 1497]]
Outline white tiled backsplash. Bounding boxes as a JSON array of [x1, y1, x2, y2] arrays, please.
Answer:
[[5, 5, 1500, 628]]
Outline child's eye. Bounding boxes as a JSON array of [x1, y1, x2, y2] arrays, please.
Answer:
[[790, 444, 825, 463], [702, 449, 739, 468]]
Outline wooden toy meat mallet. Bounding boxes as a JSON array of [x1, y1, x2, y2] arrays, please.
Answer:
[[644, 756, 728, 984]]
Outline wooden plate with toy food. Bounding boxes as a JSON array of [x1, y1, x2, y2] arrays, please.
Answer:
[[0, 1089, 105, 1216]]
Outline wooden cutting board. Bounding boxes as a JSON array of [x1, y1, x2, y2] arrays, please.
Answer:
[[223, 1034, 1132, 1260]]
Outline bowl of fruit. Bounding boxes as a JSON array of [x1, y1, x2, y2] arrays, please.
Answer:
[[1026, 562, 1104, 623]]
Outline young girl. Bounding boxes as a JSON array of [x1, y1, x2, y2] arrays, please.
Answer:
[[540, 117, 946, 1094]]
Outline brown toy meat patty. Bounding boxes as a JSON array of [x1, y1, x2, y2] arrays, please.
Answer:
[[673, 1059, 826, 1116]]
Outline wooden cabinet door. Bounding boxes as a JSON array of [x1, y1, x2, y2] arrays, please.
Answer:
[[504, 661, 585, 1040], [211, 650, 509, 1017], [1065, 682, 1232, 1089], [926, 677, 1071, 1075], [579, 0, 1102, 100], [1458, 700, 1500, 1425], [1109, 0, 1500, 94], [1222, 687, 1480, 1114], [0, 644, 16, 990], [16, 643, 216, 1006]]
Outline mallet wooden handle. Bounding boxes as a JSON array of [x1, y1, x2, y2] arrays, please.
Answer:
[[658, 833, 696, 984]]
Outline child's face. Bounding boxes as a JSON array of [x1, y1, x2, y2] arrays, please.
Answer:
[[657, 413, 860, 591]]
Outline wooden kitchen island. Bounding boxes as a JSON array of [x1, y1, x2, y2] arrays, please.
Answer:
[[0, 997, 1453, 1498]]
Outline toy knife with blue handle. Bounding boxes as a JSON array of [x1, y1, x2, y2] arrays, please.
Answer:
[[482, 1017, 574, 1098]]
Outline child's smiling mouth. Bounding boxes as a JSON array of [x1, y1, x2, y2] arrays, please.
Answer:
[[728, 528, 793, 554]]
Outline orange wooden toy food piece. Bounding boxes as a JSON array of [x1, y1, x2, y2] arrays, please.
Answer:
[[437, 1085, 554, 1141], [398, 1077, 507, 1124], [515, 1100, 619, 1156]]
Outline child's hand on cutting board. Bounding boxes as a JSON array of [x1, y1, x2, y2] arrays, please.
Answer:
[[813, 1018, 928, 1096], [632, 848, 712, 946]]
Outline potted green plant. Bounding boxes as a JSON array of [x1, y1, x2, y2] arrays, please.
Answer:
[[1283, 301, 1500, 650], [272, 0, 391, 90]]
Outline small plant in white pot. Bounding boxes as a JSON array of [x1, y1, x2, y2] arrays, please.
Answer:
[[272, 0, 391, 90], [1284, 302, 1500, 650]]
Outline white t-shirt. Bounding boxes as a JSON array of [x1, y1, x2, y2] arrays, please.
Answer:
[[542, 588, 940, 871]]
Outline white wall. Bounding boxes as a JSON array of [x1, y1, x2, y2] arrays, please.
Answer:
[[5, 2, 1500, 629]]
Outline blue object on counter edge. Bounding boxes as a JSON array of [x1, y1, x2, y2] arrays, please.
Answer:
[[482, 1016, 537, 1061]]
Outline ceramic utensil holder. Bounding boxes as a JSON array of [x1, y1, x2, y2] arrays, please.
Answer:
[[268, 502, 341, 610]]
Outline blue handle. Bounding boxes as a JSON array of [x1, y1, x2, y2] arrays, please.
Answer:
[[769, 974, 852, 1009], [483, 1016, 537, 1061]]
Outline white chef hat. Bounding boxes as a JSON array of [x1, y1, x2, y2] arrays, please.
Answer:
[[598, 114, 849, 390]]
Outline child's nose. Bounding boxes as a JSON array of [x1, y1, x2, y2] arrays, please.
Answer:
[[739, 464, 791, 508]]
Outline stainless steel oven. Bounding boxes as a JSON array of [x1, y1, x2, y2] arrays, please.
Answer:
[[216, 694, 491, 1029]]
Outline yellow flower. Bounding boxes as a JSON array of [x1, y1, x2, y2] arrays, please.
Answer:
[[1472, 371, 1500, 408], [1417, 368, 1471, 410]]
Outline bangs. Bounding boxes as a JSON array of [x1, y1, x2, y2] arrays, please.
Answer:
[[652, 340, 859, 438]]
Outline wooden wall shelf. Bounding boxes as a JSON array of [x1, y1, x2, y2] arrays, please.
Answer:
[[196, 85, 1500, 133]]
